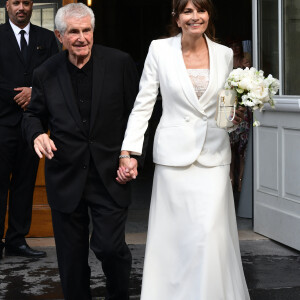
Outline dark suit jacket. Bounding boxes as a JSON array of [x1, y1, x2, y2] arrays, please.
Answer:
[[22, 46, 145, 213], [0, 22, 58, 126]]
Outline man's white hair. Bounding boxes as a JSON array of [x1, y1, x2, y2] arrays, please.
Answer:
[[55, 3, 95, 35]]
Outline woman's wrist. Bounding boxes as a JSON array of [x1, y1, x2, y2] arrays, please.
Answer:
[[119, 150, 130, 159]]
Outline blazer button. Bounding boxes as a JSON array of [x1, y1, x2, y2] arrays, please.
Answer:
[[83, 165, 87, 169], [203, 116, 207, 121], [184, 116, 190, 122], [82, 119, 87, 123]]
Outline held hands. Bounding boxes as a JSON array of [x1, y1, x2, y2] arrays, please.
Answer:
[[34, 133, 57, 159], [232, 106, 246, 125], [116, 153, 138, 184], [14, 87, 32, 110]]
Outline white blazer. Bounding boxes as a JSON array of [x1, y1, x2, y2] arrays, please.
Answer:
[[122, 34, 233, 167]]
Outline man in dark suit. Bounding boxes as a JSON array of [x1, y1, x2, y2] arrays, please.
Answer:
[[0, 0, 58, 259], [22, 3, 145, 300]]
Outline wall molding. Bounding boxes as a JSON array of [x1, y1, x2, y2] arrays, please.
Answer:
[[263, 97, 300, 112]]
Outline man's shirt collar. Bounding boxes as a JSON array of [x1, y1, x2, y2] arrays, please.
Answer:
[[9, 20, 30, 36]]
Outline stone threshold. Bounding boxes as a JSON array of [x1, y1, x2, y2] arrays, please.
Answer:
[[26, 230, 268, 248]]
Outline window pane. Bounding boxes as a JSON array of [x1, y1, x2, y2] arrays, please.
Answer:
[[42, 8, 55, 31], [259, 0, 279, 79], [284, 0, 300, 95], [31, 9, 42, 27], [0, 8, 5, 24], [31, 4, 56, 31]]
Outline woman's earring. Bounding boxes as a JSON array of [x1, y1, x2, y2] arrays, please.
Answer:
[[171, 10, 175, 16]]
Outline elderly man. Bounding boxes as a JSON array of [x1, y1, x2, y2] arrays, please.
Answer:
[[0, 0, 58, 259], [22, 3, 144, 300]]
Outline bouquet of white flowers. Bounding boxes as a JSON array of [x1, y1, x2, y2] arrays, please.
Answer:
[[224, 67, 280, 126]]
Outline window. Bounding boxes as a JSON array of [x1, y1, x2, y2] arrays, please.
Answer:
[[259, 0, 279, 81], [258, 0, 300, 96], [283, 0, 300, 95], [32, 3, 58, 32], [0, 8, 5, 24]]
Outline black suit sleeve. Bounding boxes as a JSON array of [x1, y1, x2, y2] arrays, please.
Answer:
[[123, 55, 149, 169], [22, 68, 48, 149]]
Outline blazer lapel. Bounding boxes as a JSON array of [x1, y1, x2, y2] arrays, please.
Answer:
[[200, 36, 218, 110], [89, 48, 106, 134], [5, 22, 24, 64], [56, 53, 86, 134], [172, 34, 217, 114]]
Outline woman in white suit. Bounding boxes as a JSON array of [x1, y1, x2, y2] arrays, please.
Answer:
[[117, 0, 250, 299]]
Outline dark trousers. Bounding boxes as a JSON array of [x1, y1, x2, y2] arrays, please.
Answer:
[[51, 162, 131, 300], [0, 125, 39, 246]]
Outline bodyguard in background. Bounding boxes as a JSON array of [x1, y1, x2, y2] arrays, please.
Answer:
[[0, 0, 58, 259], [22, 3, 143, 299]]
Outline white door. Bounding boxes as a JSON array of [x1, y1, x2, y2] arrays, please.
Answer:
[[254, 108, 300, 250], [253, 0, 300, 250]]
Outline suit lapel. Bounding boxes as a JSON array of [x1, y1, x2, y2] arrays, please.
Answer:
[[89, 48, 106, 134], [5, 22, 24, 64], [172, 34, 217, 114], [57, 52, 86, 134], [27, 23, 37, 67]]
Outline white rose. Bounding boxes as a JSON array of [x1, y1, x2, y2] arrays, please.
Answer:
[[264, 74, 275, 87], [238, 77, 253, 91], [229, 68, 244, 82], [243, 100, 255, 107], [249, 82, 269, 101], [230, 80, 239, 87]]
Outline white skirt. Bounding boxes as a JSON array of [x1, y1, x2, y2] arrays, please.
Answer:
[[140, 163, 250, 300]]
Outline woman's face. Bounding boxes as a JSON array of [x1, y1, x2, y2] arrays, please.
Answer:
[[176, 0, 209, 38]]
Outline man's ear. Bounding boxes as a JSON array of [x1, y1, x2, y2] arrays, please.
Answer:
[[55, 30, 63, 44]]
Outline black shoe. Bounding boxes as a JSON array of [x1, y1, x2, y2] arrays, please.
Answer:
[[5, 244, 47, 258]]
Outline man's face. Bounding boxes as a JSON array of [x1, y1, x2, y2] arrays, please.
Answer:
[[56, 15, 94, 63], [6, 0, 33, 28]]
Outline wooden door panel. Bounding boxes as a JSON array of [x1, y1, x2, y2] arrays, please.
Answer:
[[29, 157, 54, 237], [4, 157, 53, 237], [29, 187, 53, 237]]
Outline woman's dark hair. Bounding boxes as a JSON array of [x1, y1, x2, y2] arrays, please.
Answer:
[[169, 0, 216, 41]]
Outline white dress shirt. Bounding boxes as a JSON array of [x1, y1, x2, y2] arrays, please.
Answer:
[[9, 20, 30, 49]]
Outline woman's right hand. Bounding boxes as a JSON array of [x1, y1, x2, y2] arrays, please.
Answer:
[[116, 152, 138, 184]]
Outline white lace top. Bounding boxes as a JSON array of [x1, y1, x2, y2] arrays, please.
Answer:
[[187, 69, 210, 99]]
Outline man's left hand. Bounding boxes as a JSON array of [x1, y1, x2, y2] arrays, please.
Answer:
[[233, 106, 246, 125], [13, 87, 32, 110]]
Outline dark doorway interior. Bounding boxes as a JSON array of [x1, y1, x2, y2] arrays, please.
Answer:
[[81, 0, 252, 67]]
